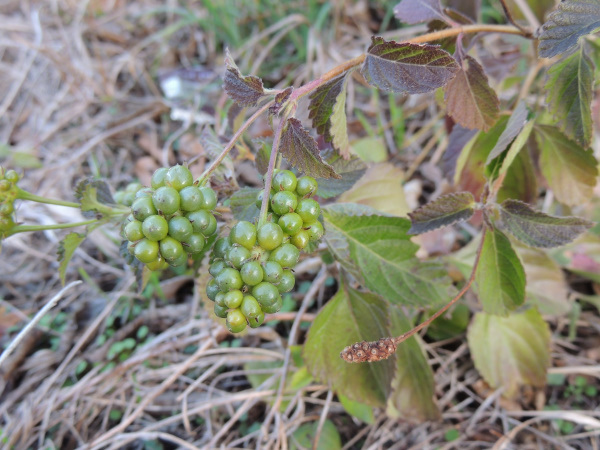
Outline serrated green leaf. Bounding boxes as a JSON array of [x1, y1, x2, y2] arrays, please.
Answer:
[[57, 232, 86, 285], [361, 36, 459, 94], [538, 0, 600, 58], [534, 124, 598, 206], [499, 199, 593, 248], [386, 306, 440, 421], [545, 44, 594, 147], [339, 163, 409, 216], [496, 144, 538, 204], [290, 420, 341, 450], [467, 308, 551, 398], [303, 282, 394, 407], [308, 73, 351, 157], [408, 192, 475, 234], [229, 187, 260, 222], [223, 49, 266, 106], [75, 179, 115, 218], [394, 0, 447, 24], [279, 118, 340, 179], [316, 152, 366, 198], [323, 203, 455, 306], [338, 394, 375, 424], [497, 119, 534, 179], [486, 101, 529, 165], [444, 55, 499, 131], [475, 228, 526, 315]]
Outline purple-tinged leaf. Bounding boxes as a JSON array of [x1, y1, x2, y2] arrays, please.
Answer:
[[446, 0, 480, 21], [223, 49, 266, 106], [361, 36, 459, 94], [545, 44, 594, 147], [498, 199, 593, 248], [308, 73, 351, 158], [408, 192, 476, 234], [316, 151, 366, 198], [269, 86, 293, 116], [444, 55, 499, 131], [279, 118, 341, 179], [485, 101, 528, 164], [443, 124, 478, 179], [393, 0, 446, 25], [538, 0, 600, 58], [230, 187, 260, 222], [58, 232, 86, 285]]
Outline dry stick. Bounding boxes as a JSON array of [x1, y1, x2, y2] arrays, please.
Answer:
[[341, 228, 488, 364], [312, 389, 334, 450], [0, 280, 81, 369]]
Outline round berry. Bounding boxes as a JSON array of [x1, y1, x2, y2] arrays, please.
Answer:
[[169, 252, 188, 267], [187, 210, 217, 236], [0, 215, 15, 232], [217, 268, 243, 292], [296, 176, 318, 197], [0, 202, 15, 216], [278, 213, 303, 235], [134, 239, 159, 264], [126, 182, 143, 193], [241, 295, 262, 319], [0, 180, 10, 191], [262, 297, 283, 314], [271, 191, 298, 216], [213, 237, 232, 259], [132, 197, 157, 221], [273, 170, 297, 192], [229, 221, 257, 250], [135, 188, 153, 199], [165, 165, 193, 191], [248, 312, 265, 328], [152, 186, 180, 215], [168, 216, 193, 242], [142, 215, 169, 241], [263, 261, 283, 283], [179, 186, 204, 212], [296, 199, 320, 223], [151, 167, 168, 189], [183, 233, 206, 254], [269, 243, 300, 268], [290, 230, 309, 250], [240, 261, 263, 286], [215, 292, 226, 307], [5, 170, 19, 184], [277, 270, 295, 293], [124, 220, 144, 242], [209, 260, 227, 277], [206, 278, 220, 301], [224, 290, 244, 309], [199, 187, 217, 210], [257, 222, 284, 251], [252, 282, 281, 308], [146, 256, 168, 271], [226, 309, 247, 333], [159, 236, 184, 262], [214, 303, 228, 319], [226, 245, 251, 269], [122, 192, 136, 207], [305, 220, 324, 241], [251, 246, 271, 264], [255, 189, 272, 210]]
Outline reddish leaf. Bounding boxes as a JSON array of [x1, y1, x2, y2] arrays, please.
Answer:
[[443, 124, 477, 179], [223, 49, 266, 107], [269, 87, 293, 116], [393, 0, 446, 24], [408, 192, 476, 234]]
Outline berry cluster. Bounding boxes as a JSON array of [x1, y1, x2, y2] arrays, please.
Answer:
[[0, 169, 19, 238], [113, 182, 144, 207], [206, 170, 323, 333], [123, 165, 218, 271]]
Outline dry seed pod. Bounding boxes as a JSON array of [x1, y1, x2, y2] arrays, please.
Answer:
[[340, 337, 397, 363]]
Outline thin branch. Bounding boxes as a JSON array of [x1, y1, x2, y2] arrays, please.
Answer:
[[497, 0, 533, 37], [258, 115, 286, 227]]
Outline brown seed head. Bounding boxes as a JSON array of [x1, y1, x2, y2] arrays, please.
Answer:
[[340, 337, 397, 363]]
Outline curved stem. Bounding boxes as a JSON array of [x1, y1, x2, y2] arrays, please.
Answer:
[[7, 219, 98, 236], [258, 116, 286, 228], [197, 100, 274, 184], [16, 187, 80, 209]]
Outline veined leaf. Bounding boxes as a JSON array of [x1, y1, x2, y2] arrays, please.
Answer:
[[475, 228, 526, 316], [538, 0, 600, 58], [386, 306, 440, 421], [323, 203, 455, 306], [316, 152, 366, 198], [468, 308, 551, 398], [74, 178, 115, 219], [486, 101, 529, 165], [338, 394, 375, 424], [496, 145, 537, 204], [498, 199, 592, 248], [393, 0, 447, 24], [408, 192, 476, 234], [361, 36, 459, 94], [534, 124, 598, 206], [303, 282, 394, 407], [545, 44, 594, 147], [57, 232, 86, 285], [444, 55, 499, 131], [308, 73, 351, 158], [339, 163, 409, 217], [497, 119, 534, 179], [229, 187, 260, 222], [443, 124, 478, 179], [279, 118, 340, 179], [269, 87, 293, 116], [223, 49, 267, 106]]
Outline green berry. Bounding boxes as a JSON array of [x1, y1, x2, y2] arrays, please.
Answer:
[[229, 221, 257, 250], [251, 246, 270, 264], [168, 216, 193, 242], [271, 191, 298, 216], [257, 222, 284, 251], [240, 261, 263, 286], [5, 170, 19, 184], [126, 182, 143, 193], [183, 233, 206, 254], [159, 236, 184, 262], [122, 192, 136, 206], [269, 243, 300, 268], [187, 210, 217, 236], [206, 278, 220, 301], [278, 213, 303, 235], [224, 290, 244, 309], [252, 282, 281, 308], [277, 270, 295, 293], [165, 165, 193, 191], [263, 261, 283, 283], [215, 292, 226, 307], [262, 297, 283, 314], [151, 167, 168, 189], [135, 188, 153, 199], [134, 239, 159, 264], [0, 215, 15, 232], [256, 189, 272, 209], [273, 170, 297, 192], [169, 252, 188, 267], [146, 256, 168, 271], [142, 215, 169, 241], [226, 309, 247, 333], [0, 202, 14, 216], [296, 176, 318, 197], [179, 186, 204, 212], [0, 180, 10, 191], [241, 295, 262, 319], [209, 260, 227, 277], [305, 220, 324, 241], [248, 312, 265, 328], [217, 268, 243, 292], [226, 245, 251, 269], [199, 187, 217, 210], [213, 237, 232, 259], [124, 220, 144, 242], [152, 186, 180, 215], [214, 303, 228, 319], [296, 199, 320, 223], [132, 196, 157, 221], [290, 230, 309, 250]]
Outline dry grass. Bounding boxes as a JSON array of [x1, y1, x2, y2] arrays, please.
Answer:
[[1, 1, 599, 449]]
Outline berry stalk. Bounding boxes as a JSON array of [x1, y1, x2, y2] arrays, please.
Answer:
[[258, 116, 286, 228], [15, 187, 80, 209], [7, 219, 99, 236]]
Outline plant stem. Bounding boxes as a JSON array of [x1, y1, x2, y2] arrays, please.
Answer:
[[258, 116, 286, 228], [197, 100, 274, 184], [497, 0, 533, 37], [16, 187, 80, 209], [7, 219, 99, 236]]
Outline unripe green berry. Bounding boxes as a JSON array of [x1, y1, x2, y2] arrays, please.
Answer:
[[152, 186, 180, 215], [273, 170, 297, 192], [252, 282, 281, 308], [0, 202, 14, 216], [248, 311, 265, 328], [296, 176, 318, 197], [168, 216, 193, 242], [277, 270, 295, 293], [305, 220, 324, 241], [269, 243, 300, 268], [169, 252, 188, 267], [216, 267, 243, 292], [122, 192, 135, 206], [206, 278, 220, 301], [179, 185, 204, 212], [126, 182, 143, 193], [0, 180, 11, 191], [159, 236, 184, 262], [262, 297, 283, 314], [226, 309, 247, 333], [132, 196, 157, 221], [214, 303, 228, 319], [241, 295, 262, 319], [271, 191, 298, 216], [5, 170, 19, 184], [257, 222, 284, 251], [124, 220, 144, 242], [146, 256, 168, 271], [290, 230, 309, 250], [296, 198, 320, 223], [229, 221, 257, 250], [263, 261, 283, 283], [278, 213, 303, 235], [142, 215, 169, 241], [187, 210, 217, 236], [199, 187, 217, 210], [240, 260, 263, 286], [183, 233, 206, 254], [165, 165, 193, 191], [151, 167, 168, 189], [134, 239, 159, 264], [213, 237, 231, 259], [224, 290, 244, 309], [226, 245, 251, 269]]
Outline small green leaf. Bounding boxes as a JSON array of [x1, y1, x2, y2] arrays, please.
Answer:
[[485, 101, 529, 165], [475, 228, 526, 315], [408, 192, 475, 234], [361, 36, 459, 94], [468, 308, 551, 398], [545, 44, 594, 146], [229, 187, 260, 222], [279, 118, 341, 179], [497, 119, 534, 179], [75, 179, 115, 218], [338, 394, 375, 424], [534, 124, 598, 206], [316, 152, 366, 198], [496, 145, 538, 204], [498, 199, 593, 248], [339, 163, 409, 217], [323, 203, 455, 306], [223, 49, 266, 106], [289, 420, 341, 450], [426, 303, 470, 340], [57, 232, 86, 285], [386, 306, 440, 421], [303, 282, 394, 407], [444, 55, 499, 131], [538, 0, 600, 58]]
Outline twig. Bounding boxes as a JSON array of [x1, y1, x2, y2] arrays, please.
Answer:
[[313, 389, 334, 450], [0, 281, 81, 369], [258, 115, 286, 227], [497, 0, 533, 37]]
